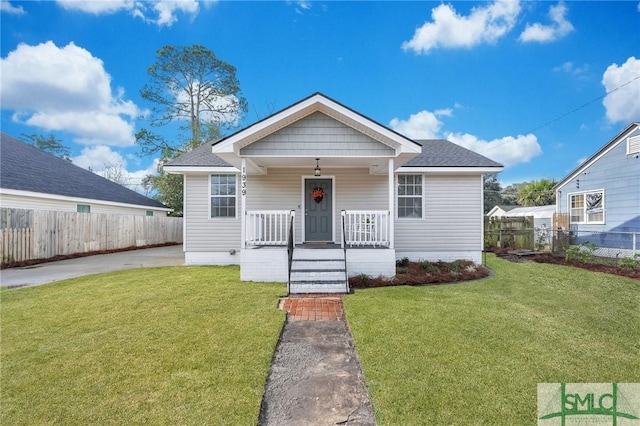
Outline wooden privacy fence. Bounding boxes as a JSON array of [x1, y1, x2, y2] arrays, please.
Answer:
[[1, 208, 183, 266], [484, 216, 534, 250]]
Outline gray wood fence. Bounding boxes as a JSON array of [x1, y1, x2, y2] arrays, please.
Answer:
[[1, 208, 183, 266]]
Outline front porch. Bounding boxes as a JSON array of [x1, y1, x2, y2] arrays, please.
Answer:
[[241, 210, 396, 292]]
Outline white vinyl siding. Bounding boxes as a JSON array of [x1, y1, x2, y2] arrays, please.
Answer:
[[184, 174, 240, 252], [395, 175, 482, 252], [569, 190, 605, 224]]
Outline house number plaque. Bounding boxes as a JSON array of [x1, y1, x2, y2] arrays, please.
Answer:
[[241, 167, 247, 196]]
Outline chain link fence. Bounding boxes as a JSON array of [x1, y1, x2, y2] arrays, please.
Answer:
[[556, 229, 640, 259]]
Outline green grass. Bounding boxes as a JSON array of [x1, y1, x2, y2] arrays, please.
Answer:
[[1, 266, 286, 425], [343, 254, 640, 425]]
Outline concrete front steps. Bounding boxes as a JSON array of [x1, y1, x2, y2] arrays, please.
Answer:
[[289, 248, 349, 294]]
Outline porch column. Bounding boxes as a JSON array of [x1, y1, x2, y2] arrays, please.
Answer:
[[388, 158, 394, 249], [241, 158, 247, 249]]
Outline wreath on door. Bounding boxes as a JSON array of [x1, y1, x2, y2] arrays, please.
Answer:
[[311, 187, 325, 203]]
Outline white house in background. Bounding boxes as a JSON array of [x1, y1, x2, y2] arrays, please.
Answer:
[[165, 93, 503, 293], [486, 204, 517, 218], [0, 133, 171, 216]]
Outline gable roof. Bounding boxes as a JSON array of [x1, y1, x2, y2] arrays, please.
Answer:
[[209, 92, 423, 172], [554, 122, 640, 190], [166, 94, 503, 173], [0, 133, 169, 210]]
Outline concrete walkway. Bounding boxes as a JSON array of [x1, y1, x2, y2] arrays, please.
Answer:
[[0, 245, 184, 288], [259, 295, 377, 426]]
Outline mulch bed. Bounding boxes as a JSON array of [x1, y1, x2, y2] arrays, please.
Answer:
[[349, 259, 491, 289], [531, 253, 640, 279], [491, 248, 640, 279]]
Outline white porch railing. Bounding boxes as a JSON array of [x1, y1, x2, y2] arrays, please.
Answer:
[[245, 210, 295, 246], [341, 210, 390, 247]]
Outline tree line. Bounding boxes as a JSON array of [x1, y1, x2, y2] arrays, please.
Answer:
[[484, 175, 557, 213]]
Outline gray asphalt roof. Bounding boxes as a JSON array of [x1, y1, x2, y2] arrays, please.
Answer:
[[405, 139, 503, 168], [1, 133, 168, 209], [166, 138, 502, 169], [165, 141, 231, 167]]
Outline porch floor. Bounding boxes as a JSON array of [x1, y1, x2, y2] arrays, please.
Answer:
[[278, 294, 344, 321]]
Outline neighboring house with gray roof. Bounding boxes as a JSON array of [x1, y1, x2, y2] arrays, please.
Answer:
[[165, 93, 502, 293], [0, 133, 171, 216]]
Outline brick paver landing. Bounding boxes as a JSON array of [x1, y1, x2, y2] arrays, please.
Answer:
[[278, 294, 344, 321]]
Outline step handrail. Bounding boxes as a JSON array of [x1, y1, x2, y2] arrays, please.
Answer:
[[286, 210, 295, 295], [341, 210, 349, 293]]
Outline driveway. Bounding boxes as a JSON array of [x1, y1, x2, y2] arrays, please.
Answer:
[[0, 245, 184, 289]]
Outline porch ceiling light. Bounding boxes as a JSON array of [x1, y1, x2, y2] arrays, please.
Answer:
[[314, 158, 321, 176]]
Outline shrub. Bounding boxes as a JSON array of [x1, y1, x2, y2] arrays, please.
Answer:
[[618, 254, 640, 270], [565, 241, 597, 263], [421, 261, 440, 274], [396, 257, 409, 267]]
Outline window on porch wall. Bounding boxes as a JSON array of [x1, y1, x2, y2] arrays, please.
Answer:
[[211, 174, 237, 218], [397, 175, 423, 218]]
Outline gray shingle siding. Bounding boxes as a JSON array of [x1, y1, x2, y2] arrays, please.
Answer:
[[1, 133, 168, 209]]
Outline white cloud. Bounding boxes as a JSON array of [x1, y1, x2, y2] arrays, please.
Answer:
[[389, 110, 448, 139], [1, 0, 25, 14], [602, 56, 640, 124], [519, 2, 574, 43], [402, 0, 521, 54], [72, 145, 127, 171], [553, 61, 588, 77], [72, 146, 159, 194], [446, 132, 542, 168], [153, 0, 199, 26], [56, 0, 135, 14], [56, 0, 201, 27], [173, 83, 243, 125], [576, 157, 587, 166], [0, 41, 139, 146], [389, 107, 543, 168]]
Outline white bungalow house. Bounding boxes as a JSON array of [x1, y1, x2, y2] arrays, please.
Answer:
[[165, 93, 503, 293]]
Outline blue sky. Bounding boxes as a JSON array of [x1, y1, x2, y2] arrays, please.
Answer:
[[1, 0, 639, 193]]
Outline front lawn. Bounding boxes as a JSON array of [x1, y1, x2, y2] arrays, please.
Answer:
[[344, 254, 640, 425], [1, 266, 286, 425]]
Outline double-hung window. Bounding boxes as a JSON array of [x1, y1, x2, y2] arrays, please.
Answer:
[[211, 174, 237, 218], [569, 190, 604, 224], [397, 175, 423, 218]]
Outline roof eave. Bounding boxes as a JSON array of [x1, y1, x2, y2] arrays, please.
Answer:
[[0, 188, 173, 212], [396, 166, 504, 174]]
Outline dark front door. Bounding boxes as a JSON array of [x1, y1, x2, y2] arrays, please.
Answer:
[[305, 178, 332, 242]]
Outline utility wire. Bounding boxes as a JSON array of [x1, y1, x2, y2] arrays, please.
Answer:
[[477, 74, 640, 155]]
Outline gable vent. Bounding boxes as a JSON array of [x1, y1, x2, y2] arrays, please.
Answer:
[[628, 135, 640, 155]]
